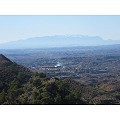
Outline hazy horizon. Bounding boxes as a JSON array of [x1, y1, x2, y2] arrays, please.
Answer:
[[0, 15, 120, 44], [1, 35, 120, 49]]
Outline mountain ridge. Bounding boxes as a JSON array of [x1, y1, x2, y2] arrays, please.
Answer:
[[0, 35, 120, 49], [0, 54, 13, 66], [0, 54, 11, 61]]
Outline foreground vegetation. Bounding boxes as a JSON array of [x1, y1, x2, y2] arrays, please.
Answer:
[[0, 54, 86, 104], [1, 54, 120, 105]]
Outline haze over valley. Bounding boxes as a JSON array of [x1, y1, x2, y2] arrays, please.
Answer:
[[1, 16, 120, 105]]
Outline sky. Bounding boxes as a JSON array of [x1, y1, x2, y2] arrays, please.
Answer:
[[0, 15, 120, 43]]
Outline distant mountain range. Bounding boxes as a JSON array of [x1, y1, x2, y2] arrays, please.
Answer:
[[0, 35, 120, 49]]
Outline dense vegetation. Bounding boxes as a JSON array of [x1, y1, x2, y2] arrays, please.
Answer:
[[1, 54, 120, 105], [0, 54, 86, 104]]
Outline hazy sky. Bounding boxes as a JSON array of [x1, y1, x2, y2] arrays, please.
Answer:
[[0, 15, 120, 43]]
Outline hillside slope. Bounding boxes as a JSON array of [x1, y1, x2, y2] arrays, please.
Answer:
[[0, 54, 86, 104], [1, 54, 120, 104]]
